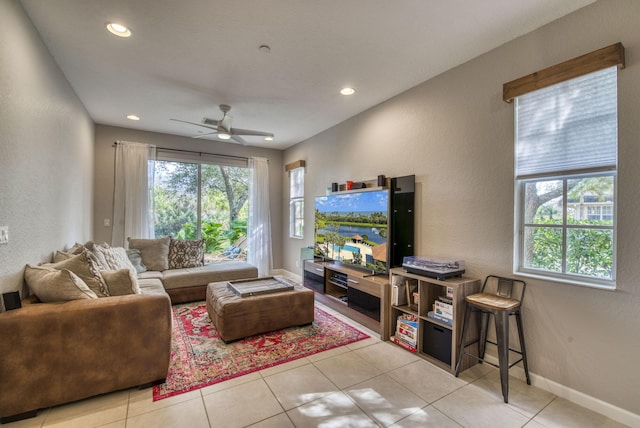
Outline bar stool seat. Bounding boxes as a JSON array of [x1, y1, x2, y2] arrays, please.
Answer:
[[466, 293, 521, 311], [454, 275, 530, 403]]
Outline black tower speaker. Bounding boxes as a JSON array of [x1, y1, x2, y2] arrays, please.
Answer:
[[2, 291, 21, 311], [389, 175, 415, 268]]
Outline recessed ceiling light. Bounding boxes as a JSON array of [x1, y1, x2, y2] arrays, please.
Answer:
[[106, 22, 131, 38], [217, 132, 231, 140], [126, 114, 140, 121], [259, 44, 271, 53], [340, 87, 356, 96], [264, 136, 274, 141]]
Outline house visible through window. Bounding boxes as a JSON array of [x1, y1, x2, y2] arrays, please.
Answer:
[[153, 152, 249, 262], [287, 161, 305, 239], [508, 49, 623, 289]]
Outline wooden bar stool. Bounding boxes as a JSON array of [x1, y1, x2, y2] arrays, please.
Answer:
[[454, 275, 530, 403]]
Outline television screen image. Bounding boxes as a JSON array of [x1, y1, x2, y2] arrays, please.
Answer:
[[314, 189, 389, 273]]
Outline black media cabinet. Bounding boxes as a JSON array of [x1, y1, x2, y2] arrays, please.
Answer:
[[302, 259, 388, 334]]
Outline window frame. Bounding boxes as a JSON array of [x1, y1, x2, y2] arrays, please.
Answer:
[[512, 70, 620, 289], [288, 165, 304, 239], [514, 171, 617, 289], [506, 45, 624, 290], [152, 151, 249, 258]]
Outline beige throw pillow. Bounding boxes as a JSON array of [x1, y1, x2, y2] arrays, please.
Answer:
[[101, 269, 141, 296], [24, 265, 98, 302], [168, 238, 205, 269], [47, 250, 110, 297], [127, 237, 170, 271], [93, 245, 137, 275]]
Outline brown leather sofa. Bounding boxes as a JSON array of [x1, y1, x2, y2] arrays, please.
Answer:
[[0, 292, 172, 423]]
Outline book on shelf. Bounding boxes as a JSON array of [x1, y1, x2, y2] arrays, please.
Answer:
[[391, 335, 417, 352], [434, 301, 453, 318], [395, 328, 417, 345], [396, 324, 417, 343], [438, 296, 453, 305], [427, 311, 453, 326], [397, 313, 418, 325]]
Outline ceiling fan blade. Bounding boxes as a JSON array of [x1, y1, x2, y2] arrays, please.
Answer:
[[219, 114, 233, 133], [170, 118, 218, 131], [230, 135, 246, 145], [191, 131, 218, 139], [202, 117, 220, 126], [230, 127, 274, 138]]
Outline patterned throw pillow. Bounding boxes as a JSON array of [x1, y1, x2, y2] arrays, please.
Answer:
[[93, 245, 137, 276], [168, 238, 205, 269]]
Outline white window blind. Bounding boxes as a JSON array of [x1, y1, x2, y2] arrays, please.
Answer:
[[290, 167, 304, 199], [515, 66, 618, 179]]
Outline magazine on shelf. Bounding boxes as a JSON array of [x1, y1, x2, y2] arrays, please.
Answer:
[[427, 311, 453, 327], [391, 335, 417, 352], [396, 325, 417, 343]]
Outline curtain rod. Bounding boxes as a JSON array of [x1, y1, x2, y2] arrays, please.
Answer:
[[112, 142, 248, 161]]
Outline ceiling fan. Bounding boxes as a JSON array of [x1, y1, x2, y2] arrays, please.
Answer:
[[171, 104, 274, 145]]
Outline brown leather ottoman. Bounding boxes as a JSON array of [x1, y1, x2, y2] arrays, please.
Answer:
[[206, 279, 315, 342]]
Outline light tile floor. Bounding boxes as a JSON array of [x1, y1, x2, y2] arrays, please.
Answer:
[[5, 302, 627, 428]]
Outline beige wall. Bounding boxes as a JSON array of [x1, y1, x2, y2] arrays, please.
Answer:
[[283, 0, 640, 417], [93, 125, 284, 268], [0, 0, 94, 309]]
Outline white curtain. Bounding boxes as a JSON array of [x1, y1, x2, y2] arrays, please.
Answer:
[[247, 157, 272, 276], [111, 141, 156, 247]]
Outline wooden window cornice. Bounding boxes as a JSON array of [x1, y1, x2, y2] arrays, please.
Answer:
[[285, 160, 305, 172], [503, 42, 625, 103]]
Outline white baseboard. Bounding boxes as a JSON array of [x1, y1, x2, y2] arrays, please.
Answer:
[[482, 355, 640, 427], [270, 269, 301, 282]]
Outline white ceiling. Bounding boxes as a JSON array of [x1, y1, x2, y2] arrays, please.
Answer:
[[20, 0, 594, 150]]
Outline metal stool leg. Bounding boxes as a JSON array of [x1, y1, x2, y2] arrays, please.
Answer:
[[478, 311, 490, 360], [454, 304, 472, 377], [515, 311, 531, 385], [494, 309, 510, 403]]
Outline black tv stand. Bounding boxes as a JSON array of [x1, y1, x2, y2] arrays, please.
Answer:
[[302, 258, 388, 333]]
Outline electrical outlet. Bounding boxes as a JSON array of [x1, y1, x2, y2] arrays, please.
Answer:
[[0, 226, 8, 245]]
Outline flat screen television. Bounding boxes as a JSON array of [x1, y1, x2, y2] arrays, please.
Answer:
[[314, 189, 389, 273]]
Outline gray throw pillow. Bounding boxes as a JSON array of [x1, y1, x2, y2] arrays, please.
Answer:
[[126, 248, 147, 273], [127, 237, 170, 271]]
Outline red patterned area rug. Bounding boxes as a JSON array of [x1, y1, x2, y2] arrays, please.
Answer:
[[153, 301, 369, 401]]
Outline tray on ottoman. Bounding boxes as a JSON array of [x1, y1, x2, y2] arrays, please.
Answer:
[[227, 276, 294, 297]]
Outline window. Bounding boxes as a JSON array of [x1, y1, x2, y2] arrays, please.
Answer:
[[153, 152, 249, 262], [512, 64, 620, 288], [287, 161, 305, 239]]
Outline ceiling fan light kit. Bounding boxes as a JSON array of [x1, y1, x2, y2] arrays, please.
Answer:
[[171, 104, 274, 145]]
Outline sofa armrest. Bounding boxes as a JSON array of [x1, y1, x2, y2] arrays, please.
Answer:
[[0, 294, 172, 420]]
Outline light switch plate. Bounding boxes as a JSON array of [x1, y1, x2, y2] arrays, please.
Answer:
[[0, 226, 8, 245]]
